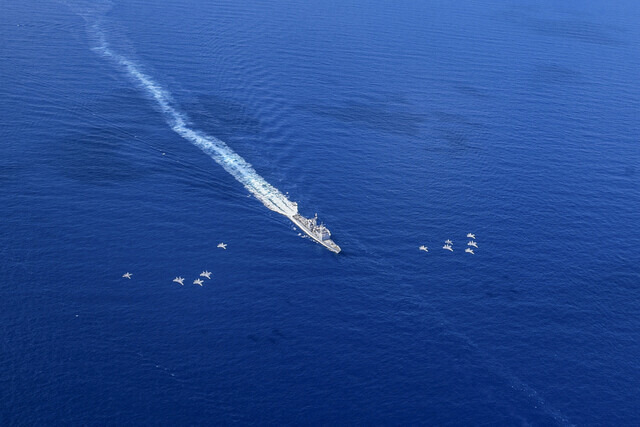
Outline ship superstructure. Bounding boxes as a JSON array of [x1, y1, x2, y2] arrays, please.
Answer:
[[289, 212, 341, 253]]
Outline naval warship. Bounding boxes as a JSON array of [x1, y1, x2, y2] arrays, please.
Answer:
[[289, 212, 341, 253]]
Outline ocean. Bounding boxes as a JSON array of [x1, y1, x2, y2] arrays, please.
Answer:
[[1, 0, 639, 424]]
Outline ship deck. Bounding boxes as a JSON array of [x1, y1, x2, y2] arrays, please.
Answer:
[[289, 214, 341, 253]]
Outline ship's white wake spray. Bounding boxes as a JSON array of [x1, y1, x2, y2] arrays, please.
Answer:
[[91, 27, 299, 218]]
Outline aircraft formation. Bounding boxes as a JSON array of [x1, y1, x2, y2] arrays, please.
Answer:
[[122, 232, 482, 287], [122, 243, 226, 286], [418, 233, 479, 255], [123, 271, 214, 286]]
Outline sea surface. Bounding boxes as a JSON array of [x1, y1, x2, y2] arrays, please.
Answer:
[[1, 0, 639, 424]]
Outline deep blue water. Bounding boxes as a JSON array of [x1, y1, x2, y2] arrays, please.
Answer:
[[2, 0, 639, 424]]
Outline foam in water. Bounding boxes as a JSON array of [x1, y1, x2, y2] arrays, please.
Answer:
[[91, 26, 299, 219]]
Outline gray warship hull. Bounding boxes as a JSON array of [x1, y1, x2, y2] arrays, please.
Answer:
[[289, 213, 341, 253]]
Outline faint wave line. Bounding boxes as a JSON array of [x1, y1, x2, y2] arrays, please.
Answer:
[[91, 26, 299, 218]]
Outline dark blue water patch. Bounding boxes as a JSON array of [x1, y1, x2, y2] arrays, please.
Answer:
[[52, 127, 152, 185], [300, 97, 428, 137], [524, 17, 626, 46], [529, 62, 584, 85], [453, 83, 493, 99], [497, 1, 633, 46], [181, 95, 263, 139]]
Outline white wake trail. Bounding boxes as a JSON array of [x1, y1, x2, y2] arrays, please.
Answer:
[[92, 29, 299, 218]]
